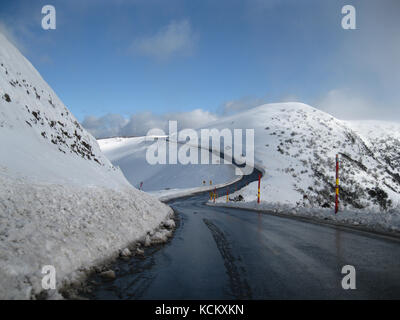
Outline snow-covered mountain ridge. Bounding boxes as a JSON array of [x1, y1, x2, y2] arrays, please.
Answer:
[[206, 103, 400, 213], [0, 32, 128, 187], [0, 32, 172, 299], [95, 103, 400, 214]]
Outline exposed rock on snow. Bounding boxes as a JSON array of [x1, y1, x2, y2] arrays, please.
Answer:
[[0, 32, 172, 299]]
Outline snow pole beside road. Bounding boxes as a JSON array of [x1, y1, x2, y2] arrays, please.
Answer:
[[214, 187, 216, 203], [226, 187, 229, 203], [335, 154, 339, 214], [257, 173, 261, 204]]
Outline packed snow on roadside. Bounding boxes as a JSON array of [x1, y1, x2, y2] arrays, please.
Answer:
[[98, 136, 238, 200], [0, 32, 173, 299], [0, 170, 173, 299], [207, 103, 400, 233]]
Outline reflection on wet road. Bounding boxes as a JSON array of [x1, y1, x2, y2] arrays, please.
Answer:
[[82, 171, 400, 299]]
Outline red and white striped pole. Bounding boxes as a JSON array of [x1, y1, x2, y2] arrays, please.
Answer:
[[257, 173, 261, 204], [335, 154, 339, 214]]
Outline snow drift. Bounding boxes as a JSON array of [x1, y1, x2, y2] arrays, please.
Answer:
[[0, 32, 172, 299]]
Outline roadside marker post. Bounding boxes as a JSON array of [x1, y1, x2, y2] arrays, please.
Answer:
[[335, 154, 340, 214], [226, 187, 229, 203], [257, 173, 261, 204], [214, 187, 216, 203]]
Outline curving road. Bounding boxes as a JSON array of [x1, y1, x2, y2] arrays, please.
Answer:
[[82, 170, 400, 299]]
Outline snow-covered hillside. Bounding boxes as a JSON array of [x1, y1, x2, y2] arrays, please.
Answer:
[[0, 33, 173, 299], [97, 103, 400, 216], [347, 120, 400, 177], [207, 103, 400, 214], [98, 136, 238, 198], [0, 35, 126, 187]]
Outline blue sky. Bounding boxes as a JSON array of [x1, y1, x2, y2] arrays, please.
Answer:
[[1, 0, 399, 136]]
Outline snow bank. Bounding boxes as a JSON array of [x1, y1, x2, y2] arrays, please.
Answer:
[[0, 170, 172, 299]]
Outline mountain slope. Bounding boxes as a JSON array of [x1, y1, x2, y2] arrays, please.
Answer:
[[98, 136, 237, 193], [0, 33, 173, 299], [0, 33, 127, 187], [206, 103, 400, 212], [347, 120, 400, 177]]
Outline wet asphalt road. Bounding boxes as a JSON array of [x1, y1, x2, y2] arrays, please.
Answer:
[[83, 171, 400, 300]]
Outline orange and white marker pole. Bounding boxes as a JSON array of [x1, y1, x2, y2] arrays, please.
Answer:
[[335, 154, 339, 214], [257, 173, 261, 204]]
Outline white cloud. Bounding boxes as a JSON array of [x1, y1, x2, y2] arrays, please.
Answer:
[[130, 19, 197, 60], [315, 89, 395, 121], [221, 95, 269, 114], [317, 0, 400, 121], [167, 108, 218, 129], [83, 109, 218, 139], [82, 114, 129, 138]]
